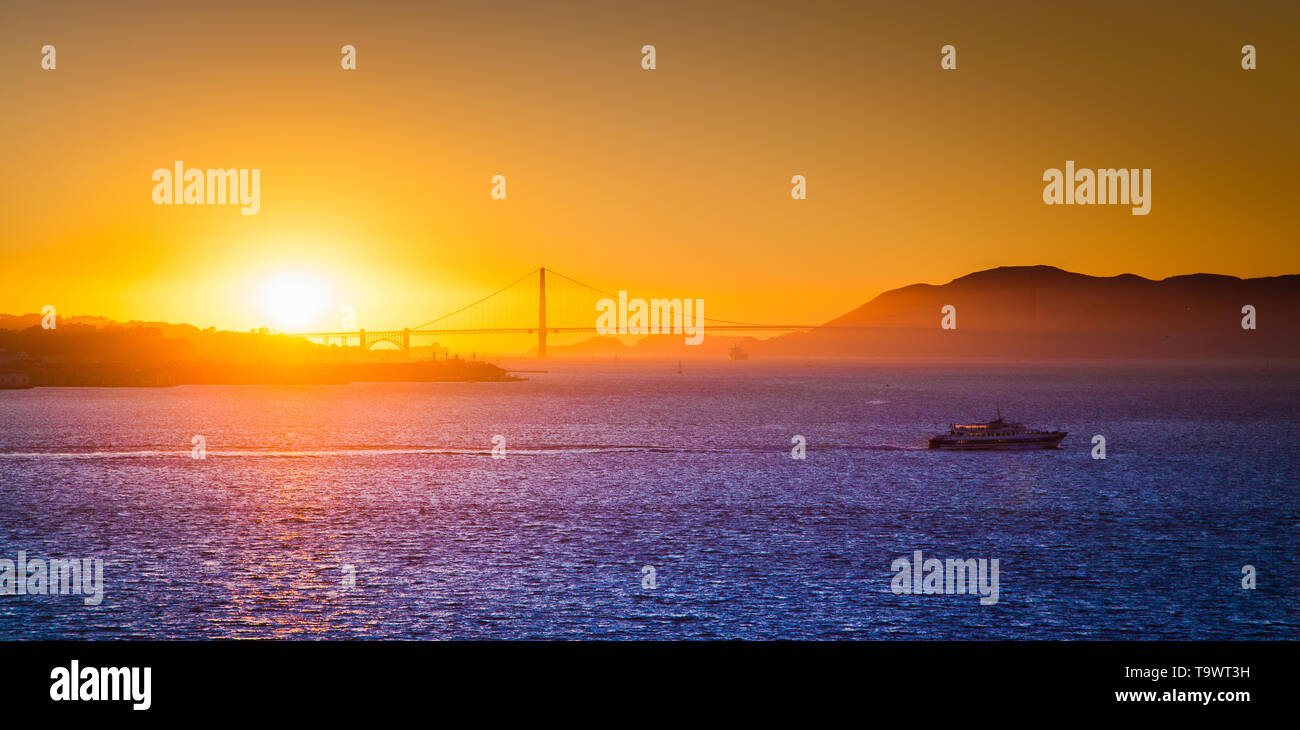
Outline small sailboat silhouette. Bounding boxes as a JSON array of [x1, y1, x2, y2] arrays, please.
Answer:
[[677, 360, 684, 375]]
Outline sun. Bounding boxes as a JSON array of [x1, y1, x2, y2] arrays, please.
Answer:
[[258, 272, 332, 331]]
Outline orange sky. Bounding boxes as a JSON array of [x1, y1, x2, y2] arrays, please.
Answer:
[[2, 0, 1297, 342]]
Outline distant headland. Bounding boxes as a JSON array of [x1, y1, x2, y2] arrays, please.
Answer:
[[0, 315, 515, 387]]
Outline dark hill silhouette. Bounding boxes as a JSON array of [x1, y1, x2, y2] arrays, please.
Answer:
[[768, 266, 1299, 358]]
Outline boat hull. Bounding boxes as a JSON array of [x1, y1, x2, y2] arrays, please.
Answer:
[[928, 432, 1067, 450]]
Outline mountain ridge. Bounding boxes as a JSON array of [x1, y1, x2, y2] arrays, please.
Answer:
[[773, 265, 1299, 358]]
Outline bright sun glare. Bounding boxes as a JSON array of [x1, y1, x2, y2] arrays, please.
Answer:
[[258, 272, 331, 331]]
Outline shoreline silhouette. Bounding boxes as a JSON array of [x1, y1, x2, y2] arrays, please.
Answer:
[[3, 265, 1297, 386]]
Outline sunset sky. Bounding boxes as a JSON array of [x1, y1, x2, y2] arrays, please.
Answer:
[[2, 0, 1297, 339]]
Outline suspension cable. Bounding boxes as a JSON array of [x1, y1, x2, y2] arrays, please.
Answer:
[[411, 269, 538, 330]]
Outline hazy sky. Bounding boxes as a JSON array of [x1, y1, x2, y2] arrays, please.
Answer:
[[2, 0, 1297, 335]]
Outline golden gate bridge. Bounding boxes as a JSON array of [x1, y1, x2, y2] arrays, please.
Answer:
[[294, 267, 822, 357]]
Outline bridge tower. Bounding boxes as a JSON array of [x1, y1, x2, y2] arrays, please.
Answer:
[[538, 267, 548, 358]]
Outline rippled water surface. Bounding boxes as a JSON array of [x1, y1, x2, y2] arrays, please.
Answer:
[[1, 361, 1297, 639]]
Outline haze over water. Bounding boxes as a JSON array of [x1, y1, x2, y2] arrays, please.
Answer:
[[1, 361, 1296, 639]]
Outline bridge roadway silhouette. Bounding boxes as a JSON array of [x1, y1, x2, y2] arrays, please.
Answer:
[[294, 267, 829, 357]]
